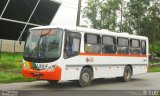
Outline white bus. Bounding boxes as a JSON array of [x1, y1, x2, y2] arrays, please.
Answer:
[[22, 26, 148, 87]]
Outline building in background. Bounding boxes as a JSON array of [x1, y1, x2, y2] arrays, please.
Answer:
[[51, 0, 78, 26], [0, 0, 78, 40]]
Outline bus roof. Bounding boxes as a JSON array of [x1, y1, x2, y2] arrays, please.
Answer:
[[30, 25, 148, 40]]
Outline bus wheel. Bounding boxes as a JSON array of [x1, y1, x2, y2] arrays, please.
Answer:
[[47, 80, 59, 84], [117, 66, 132, 82], [79, 68, 92, 87]]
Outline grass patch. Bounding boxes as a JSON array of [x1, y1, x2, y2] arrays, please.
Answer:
[[0, 52, 22, 61], [0, 52, 36, 83], [0, 72, 36, 83], [0, 61, 17, 69], [148, 67, 160, 72]]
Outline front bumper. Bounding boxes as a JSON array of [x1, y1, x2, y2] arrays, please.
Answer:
[[22, 65, 61, 80]]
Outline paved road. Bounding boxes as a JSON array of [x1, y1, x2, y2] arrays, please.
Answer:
[[0, 72, 160, 96]]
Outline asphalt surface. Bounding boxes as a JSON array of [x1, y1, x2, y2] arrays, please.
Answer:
[[0, 72, 160, 96]]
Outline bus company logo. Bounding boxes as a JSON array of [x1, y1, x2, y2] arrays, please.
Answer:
[[86, 57, 94, 63]]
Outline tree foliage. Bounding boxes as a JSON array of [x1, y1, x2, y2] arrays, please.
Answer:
[[84, 0, 121, 31]]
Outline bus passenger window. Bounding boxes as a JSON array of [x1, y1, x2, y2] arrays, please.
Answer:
[[102, 36, 116, 53], [66, 38, 73, 56], [64, 32, 81, 58], [84, 34, 101, 53], [130, 39, 140, 54], [141, 40, 146, 54], [117, 38, 129, 54]]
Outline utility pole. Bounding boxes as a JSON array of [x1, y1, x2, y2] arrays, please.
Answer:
[[120, 2, 123, 32], [76, 0, 82, 26]]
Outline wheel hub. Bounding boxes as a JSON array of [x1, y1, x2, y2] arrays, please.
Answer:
[[125, 69, 131, 79], [82, 73, 90, 83]]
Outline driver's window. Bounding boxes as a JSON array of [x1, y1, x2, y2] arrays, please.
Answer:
[[64, 31, 81, 58]]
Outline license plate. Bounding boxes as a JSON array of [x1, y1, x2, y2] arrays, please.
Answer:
[[33, 72, 40, 76]]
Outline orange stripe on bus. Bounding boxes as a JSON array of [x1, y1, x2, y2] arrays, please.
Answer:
[[80, 53, 147, 57]]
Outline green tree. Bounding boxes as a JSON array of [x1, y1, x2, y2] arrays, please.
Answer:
[[125, 0, 150, 34], [84, 0, 121, 31], [147, 0, 160, 52], [83, 0, 101, 29]]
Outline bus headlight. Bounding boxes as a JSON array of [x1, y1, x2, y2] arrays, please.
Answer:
[[23, 63, 28, 69], [47, 65, 56, 71]]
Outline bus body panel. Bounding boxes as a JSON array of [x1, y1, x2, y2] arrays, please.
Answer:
[[60, 54, 148, 80]]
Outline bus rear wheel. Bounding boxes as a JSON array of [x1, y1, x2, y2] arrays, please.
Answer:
[[47, 80, 59, 84], [78, 68, 92, 87], [117, 66, 132, 82]]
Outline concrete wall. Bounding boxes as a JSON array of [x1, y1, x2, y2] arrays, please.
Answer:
[[0, 39, 24, 53]]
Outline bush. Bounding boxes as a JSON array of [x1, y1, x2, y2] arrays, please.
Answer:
[[149, 42, 160, 57], [0, 61, 16, 69]]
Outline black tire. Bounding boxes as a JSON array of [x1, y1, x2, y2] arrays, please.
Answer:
[[78, 68, 92, 87], [116, 66, 132, 82], [47, 80, 59, 84]]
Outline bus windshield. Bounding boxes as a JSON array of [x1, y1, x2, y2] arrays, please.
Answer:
[[23, 28, 63, 63]]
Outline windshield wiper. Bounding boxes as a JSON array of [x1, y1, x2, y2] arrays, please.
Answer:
[[27, 32, 45, 58], [27, 37, 42, 58]]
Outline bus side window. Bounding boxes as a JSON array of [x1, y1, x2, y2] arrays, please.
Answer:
[[130, 39, 140, 54], [102, 36, 116, 53], [141, 40, 146, 54], [65, 37, 73, 57], [117, 38, 129, 54], [64, 32, 81, 58], [84, 34, 101, 53]]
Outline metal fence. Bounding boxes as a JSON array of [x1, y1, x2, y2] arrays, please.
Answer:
[[0, 39, 24, 60]]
